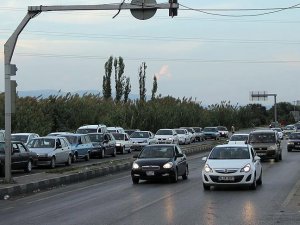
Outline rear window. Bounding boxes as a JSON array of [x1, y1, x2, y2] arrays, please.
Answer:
[[249, 132, 276, 143]]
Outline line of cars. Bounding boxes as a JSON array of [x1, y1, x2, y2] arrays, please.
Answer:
[[0, 124, 228, 177]]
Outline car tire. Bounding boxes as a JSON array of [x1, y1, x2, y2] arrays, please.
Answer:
[[112, 148, 116, 157], [203, 183, 210, 191], [65, 155, 72, 166], [50, 157, 56, 169], [249, 174, 257, 190], [279, 152, 282, 161], [128, 147, 132, 154], [182, 166, 189, 180], [85, 152, 90, 161], [122, 146, 125, 154], [287, 148, 292, 152], [132, 177, 139, 184], [257, 170, 262, 185], [275, 153, 280, 162], [100, 148, 105, 159], [72, 153, 77, 163], [171, 169, 178, 183], [24, 160, 32, 173]]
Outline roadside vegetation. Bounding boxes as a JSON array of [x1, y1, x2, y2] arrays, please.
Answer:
[[0, 57, 296, 135]]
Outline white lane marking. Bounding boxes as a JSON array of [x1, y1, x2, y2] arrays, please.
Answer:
[[282, 179, 300, 207]]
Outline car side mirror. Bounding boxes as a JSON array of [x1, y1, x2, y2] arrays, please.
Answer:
[[176, 153, 184, 157], [202, 156, 207, 161], [56, 144, 62, 149], [12, 148, 20, 154], [254, 156, 261, 161]]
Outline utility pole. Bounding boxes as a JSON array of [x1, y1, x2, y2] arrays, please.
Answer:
[[3, 0, 179, 183]]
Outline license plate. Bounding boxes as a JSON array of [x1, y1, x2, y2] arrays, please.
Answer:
[[146, 171, 155, 176], [218, 176, 234, 181]]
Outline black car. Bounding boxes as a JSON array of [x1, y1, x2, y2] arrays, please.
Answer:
[[287, 132, 300, 152], [87, 133, 117, 158], [131, 144, 188, 184], [0, 141, 38, 176]]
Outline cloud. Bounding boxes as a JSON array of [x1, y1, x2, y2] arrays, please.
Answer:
[[155, 65, 172, 80]]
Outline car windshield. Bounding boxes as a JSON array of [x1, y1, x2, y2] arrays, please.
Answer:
[[112, 133, 125, 140], [230, 135, 248, 141], [288, 133, 300, 139], [11, 135, 29, 143], [249, 133, 276, 143], [193, 128, 201, 132], [76, 128, 97, 134], [27, 138, 55, 148], [218, 127, 227, 131], [156, 130, 173, 135], [88, 134, 104, 142], [272, 128, 282, 132], [284, 126, 295, 130], [203, 127, 217, 132], [139, 146, 174, 158], [209, 147, 250, 159], [60, 135, 78, 145], [131, 132, 149, 138], [175, 129, 185, 134]]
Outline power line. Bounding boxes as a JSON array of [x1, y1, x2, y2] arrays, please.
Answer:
[[15, 52, 300, 64], [179, 3, 300, 17], [1, 28, 300, 45]]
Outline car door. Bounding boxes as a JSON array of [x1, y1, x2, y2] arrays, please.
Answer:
[[251, 147, 262, 178], [174, 146, 186, 175], [124, 134, 131, 150], [11, 143, 23, 170]]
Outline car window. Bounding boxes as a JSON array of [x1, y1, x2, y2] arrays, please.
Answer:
[[175, 146, 183, 155], [28, 138, 55, 148], [209, 147, 250, 159], [139, 146, 174, 158], [249, 133, 276, 143], [230, 135, 248, 141], [289, 133, 300, 139]]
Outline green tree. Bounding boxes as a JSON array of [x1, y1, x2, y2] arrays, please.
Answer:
[[102, 56, 113, 99], [124, 77, 131, 103], [114, 56, 125, 102], [139, 62, 147, 102], [151, 75, 158, 100]]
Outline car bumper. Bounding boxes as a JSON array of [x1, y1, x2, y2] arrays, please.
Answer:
[[202, 171, 255, 186], [131, 168, 176, 180], [255, 150, 278, 158]]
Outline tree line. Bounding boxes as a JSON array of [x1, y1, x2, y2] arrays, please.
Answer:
[[0, 57, 297, 136]]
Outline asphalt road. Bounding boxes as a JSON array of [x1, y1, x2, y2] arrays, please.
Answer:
[[0, 139, 300, 225]]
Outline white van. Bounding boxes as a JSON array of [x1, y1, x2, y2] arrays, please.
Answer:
[[76, 124, 107, 134]]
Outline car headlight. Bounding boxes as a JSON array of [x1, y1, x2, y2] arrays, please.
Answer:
[[204, 164, 212, 173], [241, 163, 251, 172], [268, 145, 276, 150], [288, 142, 294, 145], [168, 137, 173, 141], [163, 162, 173, 169], [132, 162, 140, 170], [116, 143, 121, 146]]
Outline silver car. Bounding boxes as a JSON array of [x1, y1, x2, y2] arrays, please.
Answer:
[[27, 136, 72, 168], [130, 131, 157, 151]]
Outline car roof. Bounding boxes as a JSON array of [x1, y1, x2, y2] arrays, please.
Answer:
[[250, 129, 276, 133], [216, 144, 250, 148], [12, 133, 38, 135]]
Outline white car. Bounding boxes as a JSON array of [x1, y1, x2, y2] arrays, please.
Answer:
[[155, 129, 179, 144], [76, 124, 107, 134], [107, 126, 125, 134], [228, 134, 249, 145], [175, 128, 191, 144], [202, 144, 262, 190], [11, 133, 40, 146], [271, 128, 283, 140], [27, 136, 73, 168], [111, 132, 132, 154], [130, 131, 157, 151]]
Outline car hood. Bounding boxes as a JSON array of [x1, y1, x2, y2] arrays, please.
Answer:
[[131, 138, 148, 143], [29, 148, 54, 154], [135, 158, 171, 166], [155, 135, 173, 139], [115, 140, 127, 144], [228, 141, 247, 145], [207, 159, 251, 169]]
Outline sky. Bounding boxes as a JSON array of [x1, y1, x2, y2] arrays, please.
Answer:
[[1, 0, 300, 106]]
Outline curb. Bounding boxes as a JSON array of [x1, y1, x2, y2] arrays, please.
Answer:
[[0, 142, 221, 199]]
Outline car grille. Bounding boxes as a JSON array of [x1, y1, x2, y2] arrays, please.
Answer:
[[209, 175, 244, 183], [215, 169, 238, 174], [254, 147, 267, 151], [142, 165, 160, 171]]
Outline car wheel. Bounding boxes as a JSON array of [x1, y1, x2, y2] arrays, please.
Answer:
[[100, 148, 105, 159], [50, 157, 56, 169], [287, 148, 292, 152], [128, 147, 132, 154], [275, 153, 280, 162], [132, 177, 139, 184], [66, 155, 72, 166], [24, 160, 32, 173], [257, 170, 262, 185], [85, 152, 90, 161], [279, 152, 282, 161], [182, 166, 189, 180], [203, 183, 210, 191], [249, 174, 257, 190], [112, 148, 116, 157], [72, 153, 77, 163], [122, 146, 125, 154], [171, 168, 178, 183]]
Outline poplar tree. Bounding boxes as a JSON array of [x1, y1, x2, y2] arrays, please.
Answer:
[[139, 62, 147, 102], [124, 77, 131, 103], [102, 56, 113, 99], [114, 57, 125, 102], [151, 75, 158, 100]]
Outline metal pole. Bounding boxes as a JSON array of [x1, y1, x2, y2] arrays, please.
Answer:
[[274, 95, 277, 123]]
